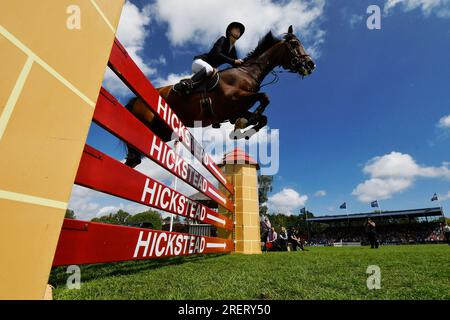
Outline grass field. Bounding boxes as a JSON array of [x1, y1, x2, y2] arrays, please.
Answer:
[[50, 244, 450, 300]]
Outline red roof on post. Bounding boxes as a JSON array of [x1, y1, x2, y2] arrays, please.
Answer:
[[218, 148, 260, 169]]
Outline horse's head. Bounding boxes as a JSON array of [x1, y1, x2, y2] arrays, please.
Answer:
[[281, 25, 316, 76]]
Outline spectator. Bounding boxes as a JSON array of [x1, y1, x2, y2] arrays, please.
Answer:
[[287, 228, 306, 251], [444, 223, 450, 246], [287, 227, 298, 251], [366, 218, 379, 249], [308, 221, 445, 246], [260, 216, 271, 241], [266, 227, 278, 251], [277, 227, 289, 251], [260, 216, 271, 250], [294, 229, 307, 251]]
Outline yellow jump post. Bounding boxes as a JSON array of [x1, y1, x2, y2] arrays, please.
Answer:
[[219, 148, 262, 254], [0, 0, 124, 299]]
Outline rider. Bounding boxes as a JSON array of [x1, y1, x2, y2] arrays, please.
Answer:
[[175, 22, 245, 95]]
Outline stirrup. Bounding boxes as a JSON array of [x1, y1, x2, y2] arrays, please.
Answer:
[[179, 79, 193, 91]]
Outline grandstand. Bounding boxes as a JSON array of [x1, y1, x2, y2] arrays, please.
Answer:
[[306, 207, 446, 246]]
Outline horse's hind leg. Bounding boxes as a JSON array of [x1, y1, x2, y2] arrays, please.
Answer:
[[124, 98, 157, 168], [230, 111, 267, 140], [122, 98, 141, 168], [125, 147, 142, 168], [253, 92, 270, 116], [230, 92, 270, 140]]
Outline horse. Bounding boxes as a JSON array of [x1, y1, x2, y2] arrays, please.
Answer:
[[125, 25, 315, 167]]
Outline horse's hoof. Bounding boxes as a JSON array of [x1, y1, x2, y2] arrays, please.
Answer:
[[242, 128, 257, 140], [229, 130, 241, 140], [235, 118, 248, 129], [125, 158, 141, 168]]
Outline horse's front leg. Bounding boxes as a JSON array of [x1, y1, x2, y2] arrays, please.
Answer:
[[234, 92, 270, 127], [231, 92, 271, 140], [253, 92, 270, 116]]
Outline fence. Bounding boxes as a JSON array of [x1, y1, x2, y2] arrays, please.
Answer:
[[52, 38, 235, 266]]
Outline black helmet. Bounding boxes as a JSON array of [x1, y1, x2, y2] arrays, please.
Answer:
[[226, 22, 245, 39]]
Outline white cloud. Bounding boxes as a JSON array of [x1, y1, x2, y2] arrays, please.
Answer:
[[67, 186, 101, 219], [103, 1, 154, 97], [153, 72, 192, 87], [362, 152, 450, 179], [352, 177, 414, 203], [115, 1, 153, 73], [68, 185, 151, 220], [96, 206, 120, 217], [353, 151, 450, 202], [150, 55, 168, 66], [438, 114, 450, 128], [439, 191, 450, 201], [267, 188, 308, 215], [384, 0, 450, 18], [133, 157, 173, 185], [150, 0, 326, 57], [349, 14, 363, 28], [315, 190, 327, 197]]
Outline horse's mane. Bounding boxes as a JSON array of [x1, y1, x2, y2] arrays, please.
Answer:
[[245, 31, 281, 61]]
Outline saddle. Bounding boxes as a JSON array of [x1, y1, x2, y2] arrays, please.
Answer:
[[193, 70, 220, 94]]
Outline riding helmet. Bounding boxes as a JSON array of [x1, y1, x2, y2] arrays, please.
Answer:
[[226, 22, 245, 39]]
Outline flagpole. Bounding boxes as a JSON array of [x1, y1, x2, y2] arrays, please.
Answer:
[[345, 205, 349, 227], [436, 193, 443, 212], [303, 207, 310, 241]]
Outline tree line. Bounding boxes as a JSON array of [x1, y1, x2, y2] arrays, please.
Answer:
[[65, 208, 163, 230]]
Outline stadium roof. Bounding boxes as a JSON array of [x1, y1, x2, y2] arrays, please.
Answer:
[[307, 207, 444, 223]]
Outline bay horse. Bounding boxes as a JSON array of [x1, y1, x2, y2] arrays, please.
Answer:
[[125, 25, 315, 167]]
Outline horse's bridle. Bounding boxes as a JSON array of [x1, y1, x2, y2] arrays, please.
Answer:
[[285, 39, 312, 73]]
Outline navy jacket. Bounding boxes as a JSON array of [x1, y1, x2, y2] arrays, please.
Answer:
[[194, 36, 238, 68]]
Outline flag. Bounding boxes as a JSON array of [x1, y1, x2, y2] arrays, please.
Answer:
[[431, 193, 439, 202], [300, 207, 307, 214], [371, 200, 379, 208], [339, 202, 347, 209]]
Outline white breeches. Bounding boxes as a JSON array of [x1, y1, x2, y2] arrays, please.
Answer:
[[192, 59, 214, 76]]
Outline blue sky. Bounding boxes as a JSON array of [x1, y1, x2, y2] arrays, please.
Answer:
[[70, 0, 450, 219]]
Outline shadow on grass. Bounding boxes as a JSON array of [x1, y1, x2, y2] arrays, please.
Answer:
[[49, 253, 226, 288]]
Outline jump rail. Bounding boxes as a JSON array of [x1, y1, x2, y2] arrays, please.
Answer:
[[52, 39, 235, 266]]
